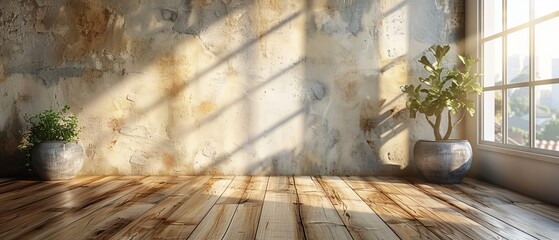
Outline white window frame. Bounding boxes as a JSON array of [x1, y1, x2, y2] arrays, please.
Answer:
[[478, 0, 559, 159]]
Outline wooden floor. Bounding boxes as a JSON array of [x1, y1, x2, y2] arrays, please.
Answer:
[[0, 176, 558, 239]]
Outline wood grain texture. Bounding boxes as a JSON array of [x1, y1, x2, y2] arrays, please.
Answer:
[[316, 176, 399, 240], [11, 176, 150, 240], [0, 176, 122, 239], [255, 176, 305, 240], [107, 176, 206, 240], [411, 181, 537, 240], [365, 176, 491, 240], [0, 176, 557, 240], [187, 176, 251, 239], [223, 176, 269, 240], [342, 176, 440, 240], [154, 176, 234, 239], [294, 176, 352, 240], [432, 179, 559, 239]]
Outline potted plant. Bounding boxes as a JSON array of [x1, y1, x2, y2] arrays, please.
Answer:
[[18, 105, 84, 180], [401, 45, 482, 183]]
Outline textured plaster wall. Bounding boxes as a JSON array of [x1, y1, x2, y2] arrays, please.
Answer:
[[0, 0, 464, 176]]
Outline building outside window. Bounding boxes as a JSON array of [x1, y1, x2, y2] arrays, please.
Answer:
[[480, 0, 559, 153]]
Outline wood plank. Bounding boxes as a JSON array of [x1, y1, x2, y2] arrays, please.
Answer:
[[316, 176, 399, 240], [463, 178, 559, 222], [0, 177, 101, 227], [0, 180, 62, 202], [342, 176, 440, 240], [431, 180, 559, 239], [463, 178, 541, 204], [187, 176, 251, 239], [255, 176, 305, 240], [0, 180, 40, 194], [13, 176, 159, 240], [0, 176, 104, 216], [42, 176, 181, 240], [223, 176, 269, 240], [515, 203, 559, 222], [365, 177, 492, 239], [0, 178, 14, 184], [294, 176, 352, 240], [381, 177, 508, 239], [0, 176, 112, 223], [0, 176, 129, 239], [107, 176, 211, 240], [411, 180, 537, 240], [154, 176, 234, 239]]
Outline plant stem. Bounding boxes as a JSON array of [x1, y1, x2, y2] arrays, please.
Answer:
[[425, 115, 436, 128], [453, 110, 468, 130], [443, 109, 453, 140], [433, 113, 443, 140]]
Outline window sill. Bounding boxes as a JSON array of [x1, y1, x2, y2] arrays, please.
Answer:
[[477, 143, 559, 165]]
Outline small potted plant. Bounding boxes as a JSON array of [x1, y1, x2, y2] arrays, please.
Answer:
[[18, 105, 84, 180], [401, 45, 482, 183]]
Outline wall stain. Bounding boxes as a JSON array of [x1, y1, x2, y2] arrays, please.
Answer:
[[252, 0, 289, 57], [192, 0, 213, 7], [128, 39, 151, 61], [0, 63, 5, 83], [158, 52, 189, 98], [53, 0, 126, 63], [196, 100, 216, 116], [335, 70, 359, 101], [257, 0, 288, 14], [82, 68, 103, 89], [162, 153, 177, 169], [359, 99, 376, 132], [63, 0, 111, 59], [108, 117, 123, 133], [17, 94, 31, 102], [108, 139, 117, 150]]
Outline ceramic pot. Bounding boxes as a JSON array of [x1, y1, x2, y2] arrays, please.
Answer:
[[32, 141, 84, 180], [413, 140, 472, 184]]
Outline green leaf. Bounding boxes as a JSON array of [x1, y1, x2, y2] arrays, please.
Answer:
[[459, 55, 466, 65]]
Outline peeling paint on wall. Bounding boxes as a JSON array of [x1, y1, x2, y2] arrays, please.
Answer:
[[0, 0, 464, 176]]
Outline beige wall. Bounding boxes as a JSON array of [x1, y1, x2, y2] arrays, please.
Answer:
[[0, 0, 465, 176]]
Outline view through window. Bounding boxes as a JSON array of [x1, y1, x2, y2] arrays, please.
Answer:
[[481, 0, 559, 153]]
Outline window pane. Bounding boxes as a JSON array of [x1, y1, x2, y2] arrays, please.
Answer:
[[535, 0, 559, 19], [484, 0, 502, 37], [536, 84, 559, 151], [484, 38, 503, 87], [483, 90, 503, 142], [507, 0, 530, 29], [535, 17, 559, 81], [507, 29, 529, 84], [507, 87, 530, 147]]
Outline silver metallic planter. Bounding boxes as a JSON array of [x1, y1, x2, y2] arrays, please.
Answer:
[[32, 141, 84, 180], [413, 140, 472, 184]]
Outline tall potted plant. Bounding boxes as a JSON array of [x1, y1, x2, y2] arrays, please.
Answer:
[[401, 45, 482, 183], [18, 105, 84, 180]]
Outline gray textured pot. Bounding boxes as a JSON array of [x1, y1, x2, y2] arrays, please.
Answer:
[[413, 140, 472, 184], [31, 141, 84, 180]]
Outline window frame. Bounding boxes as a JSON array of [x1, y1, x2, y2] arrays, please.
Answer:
[[478, 0, 559, 158]]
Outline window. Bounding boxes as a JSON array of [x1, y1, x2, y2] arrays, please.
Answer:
[[481, 0, 559, 153]]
